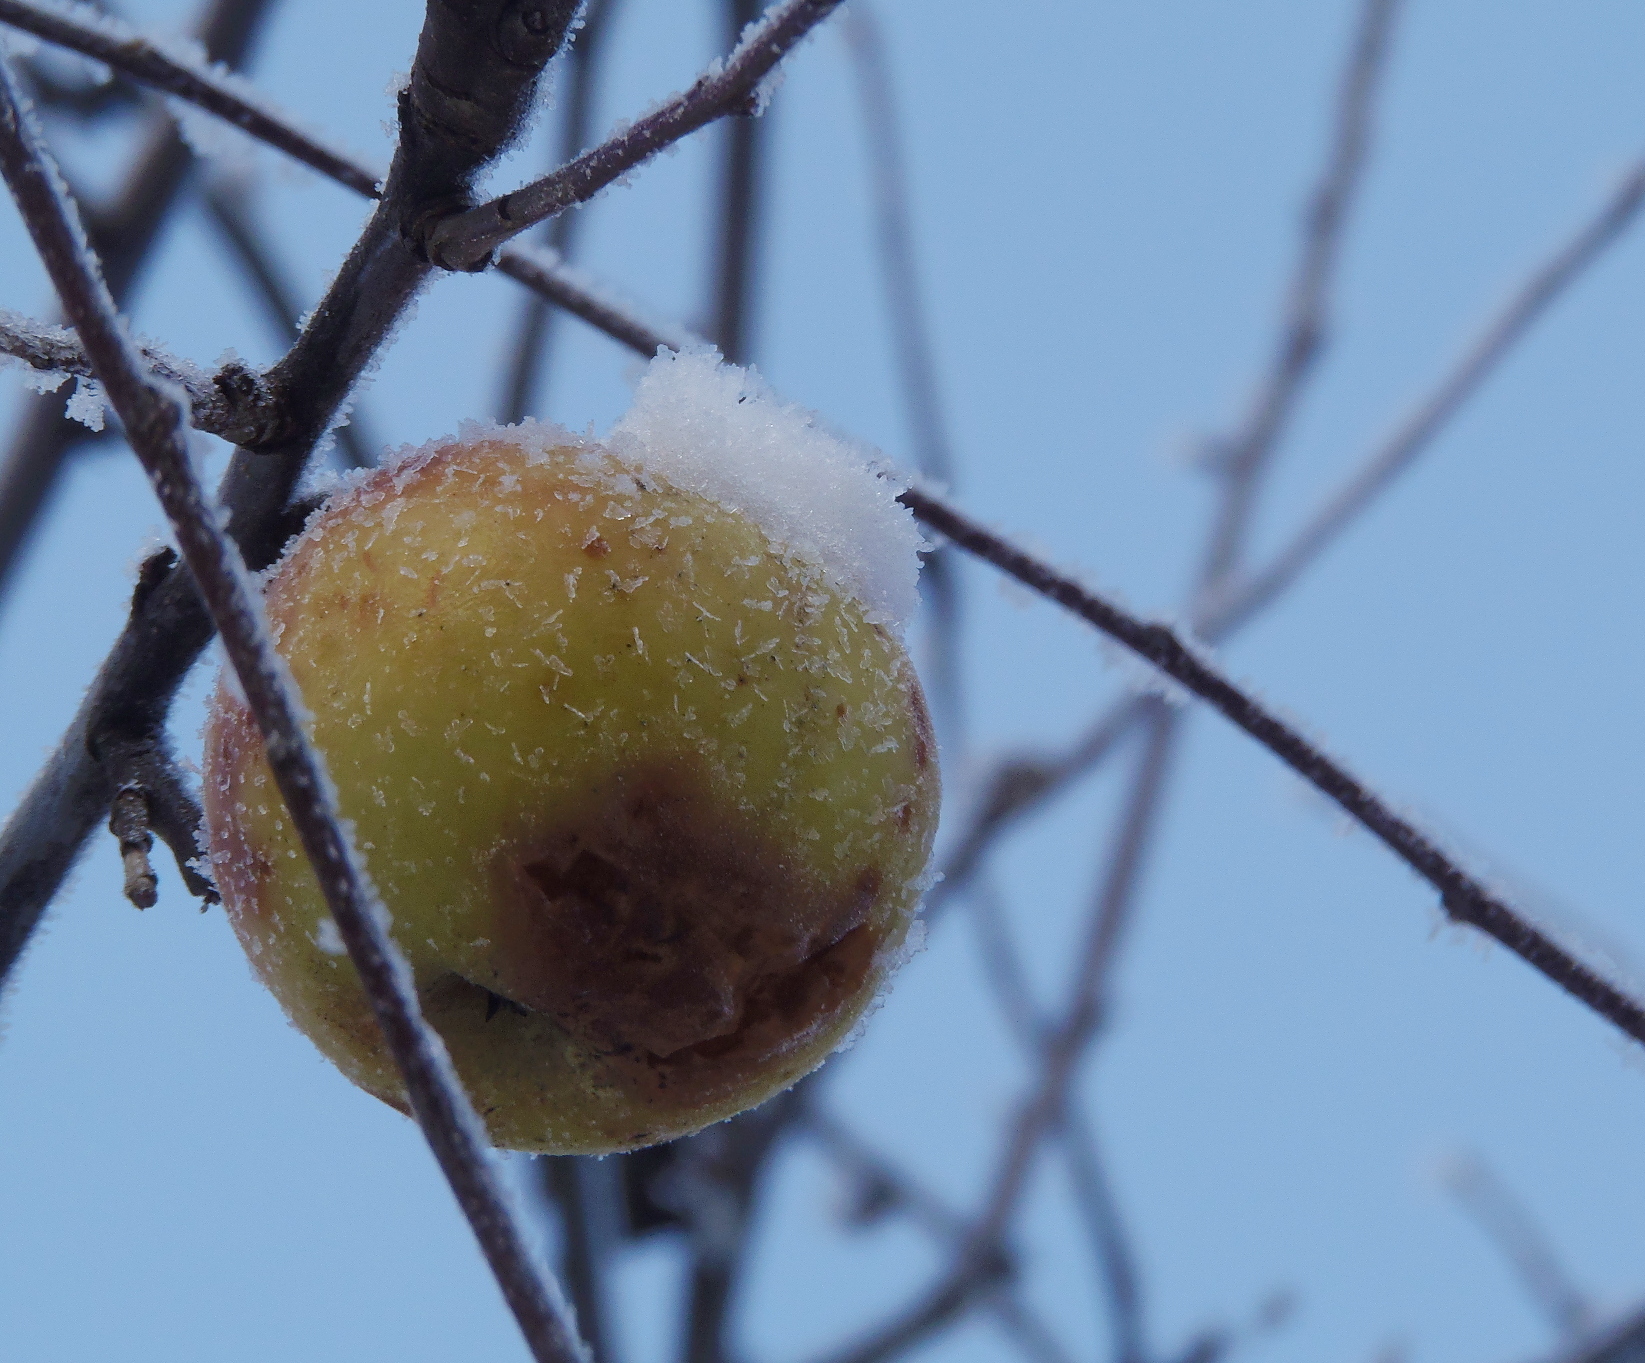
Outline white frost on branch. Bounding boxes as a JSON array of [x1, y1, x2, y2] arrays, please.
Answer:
[[63, 374, 105, 430]]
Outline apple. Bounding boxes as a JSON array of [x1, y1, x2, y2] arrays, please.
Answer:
[[202, 425, 939, 1153]]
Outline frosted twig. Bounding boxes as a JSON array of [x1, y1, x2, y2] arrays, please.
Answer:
[[0, 0, 380, 195], [1202, 152, 1645, 635], [499, 0, 620, 424], [844, 2, 964, 748], [813, 714, 1180, 1363], [926, 138, 1645, 944], [805, 1107, 1075, 1363], [1197, 0, 1399, 585], [0, 0, 277, 601], [0, 309, 284, 444], [708, 0, 770, 365], [497, 245, 689, 359], [0, 0, 583, 998], [202, 182, 376, 468], [904, 483, 1645, 1045], [425, 0, 845, 271], [0, 52, 588, 1363]]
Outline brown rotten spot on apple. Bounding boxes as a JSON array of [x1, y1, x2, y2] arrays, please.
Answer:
[[480, 759, 886, 1112], [202, 351, 939, 1153]]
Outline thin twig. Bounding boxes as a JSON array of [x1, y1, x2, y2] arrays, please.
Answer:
[[708, 0, 768, 364], [1060, 1103, 1147, 1363], [496, 245, 688, 358], [1443, 1153, 1590, 1340], [1201, 153, 1645, 635], [0, 53, 587, 1363], [0, 0, 380, 194], [960, 880, 1150, 1363], [540, 1158, 613, 1363], [0, 311, 297, 445], [843, 1, 963, 747], [425, 0, 844, 271], [805, 1108, 1074, 1363], [1198, 0, 1399, 586], [678, 1093, 798, 1363], [904, 483, 1645, 1047], [499, 0, 619, 423], [0, 0, 277, 601], [923, 140, 1645, 935], [814, 714, 1179, 1363]]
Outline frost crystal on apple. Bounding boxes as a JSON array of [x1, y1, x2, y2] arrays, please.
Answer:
[[607, 348, 924, 634]]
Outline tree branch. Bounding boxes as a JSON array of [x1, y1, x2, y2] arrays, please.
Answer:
[[904, 484, 1645, 1046], [1197, 0, 1398, 585], [1443, 1153, 1590, 1341], [843, 1, 964, 747], [0, 0, 380, 195], [0, 0, 583, 988], [804, 1106, 1074, 1363], [0, 0, 277, 600], [0, 50, 587, 1363], [708, 0, 769, 364], [813, 713, 1179, 1363], [918, 135, 1645, 955], [539, 1156, 613, 1363], [425, 0, 843, 271], [202, 179, 377, 467], [499, 0, 620, 423], [1202, 152, 1645, 635]]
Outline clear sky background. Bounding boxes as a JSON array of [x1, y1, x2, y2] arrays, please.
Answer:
[[2, 2, 1645, 1361]]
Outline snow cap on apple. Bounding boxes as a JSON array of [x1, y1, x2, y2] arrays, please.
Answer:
[[202, 349, 941, 1153]]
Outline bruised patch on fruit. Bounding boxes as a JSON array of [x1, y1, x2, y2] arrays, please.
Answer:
[[485, 758, 886, 1114], [200, 425, 941, 1152]]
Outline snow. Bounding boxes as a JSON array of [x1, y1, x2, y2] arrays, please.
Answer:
[[20, 367, 69, 395], [607, 348, 924, 633], [64, 375, 106, 431], [321, 349, 924, 631]]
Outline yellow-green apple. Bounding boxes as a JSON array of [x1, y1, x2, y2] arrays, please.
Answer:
[[202, 374, 939, 1153]]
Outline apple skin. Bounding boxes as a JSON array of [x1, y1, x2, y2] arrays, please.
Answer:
[[202, 431, 939, 1153]]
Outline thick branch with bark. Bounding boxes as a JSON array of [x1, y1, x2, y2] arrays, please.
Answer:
[[0, 48, 587, 1363], [0, 0, 583, 986], [425, 0, 844, 270]]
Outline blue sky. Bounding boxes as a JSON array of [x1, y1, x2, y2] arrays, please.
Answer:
[[3, 3, 1645, 1361]]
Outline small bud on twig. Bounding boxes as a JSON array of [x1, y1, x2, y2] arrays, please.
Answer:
[[109, 784, 158, 909]]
